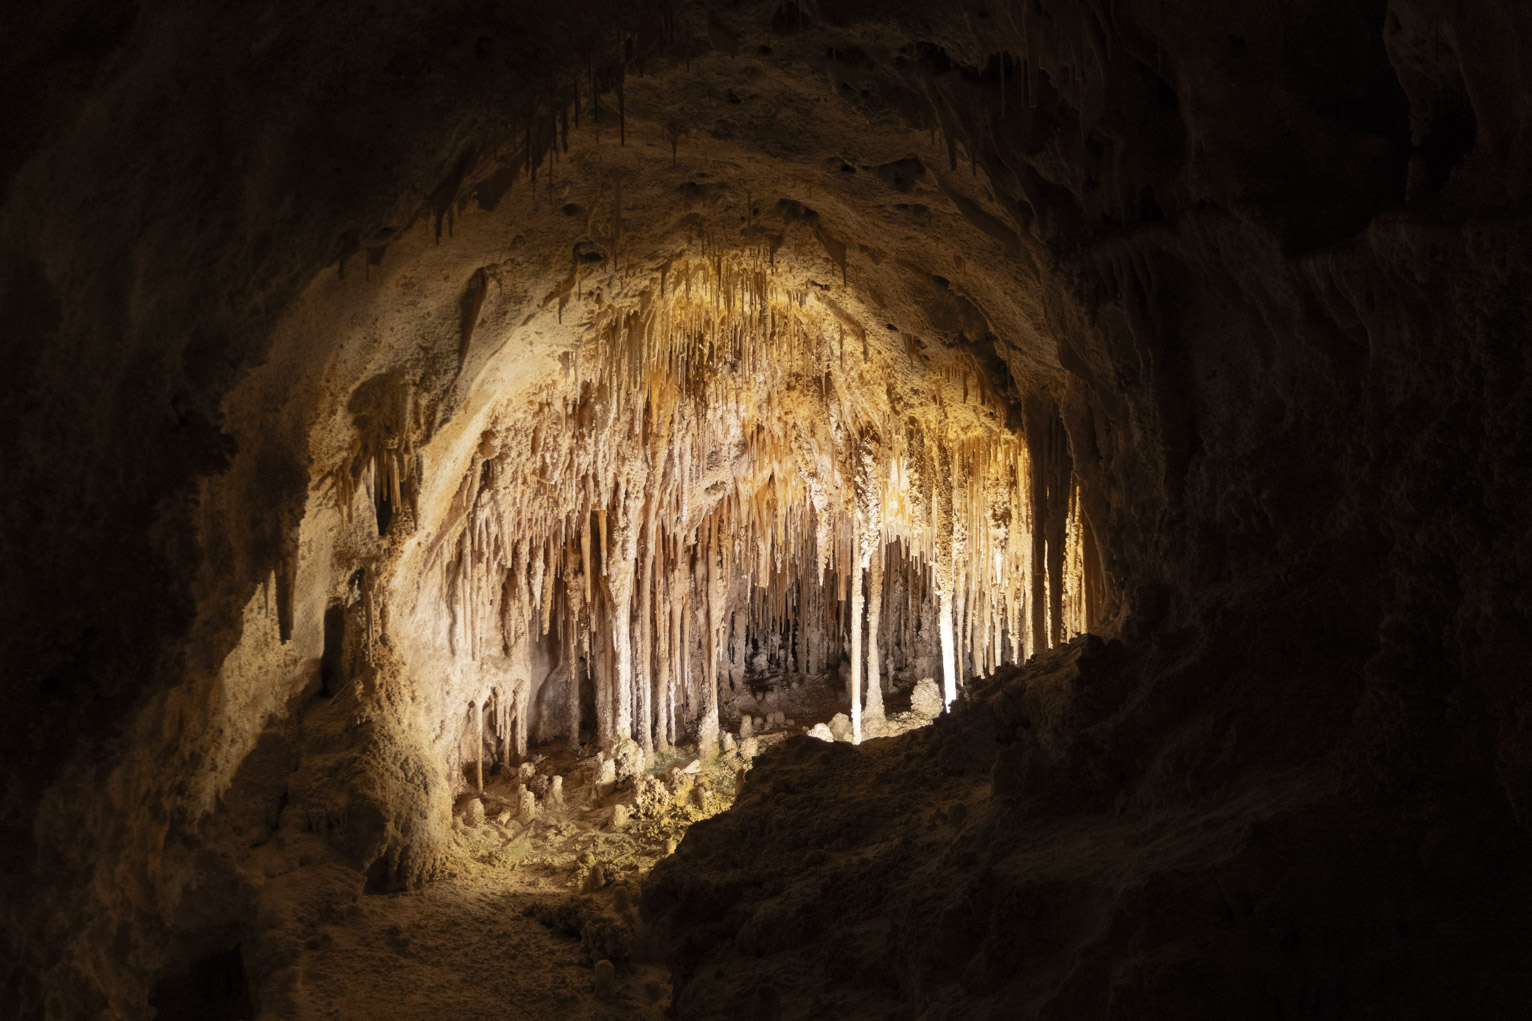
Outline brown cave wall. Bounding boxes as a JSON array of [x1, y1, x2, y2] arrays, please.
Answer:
[[645, 0, 1532, 1016], [1, 0, 1530, 1018]]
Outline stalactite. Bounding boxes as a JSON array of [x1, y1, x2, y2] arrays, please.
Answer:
[[413, 253, 1098, 762]]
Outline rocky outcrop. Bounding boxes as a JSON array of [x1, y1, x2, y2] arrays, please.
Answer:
[[647, 630, 1532, 1018]]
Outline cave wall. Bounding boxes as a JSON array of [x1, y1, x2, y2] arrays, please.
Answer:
[[2, 0, 1530, 1017], [645, 0, 1532, 1014]]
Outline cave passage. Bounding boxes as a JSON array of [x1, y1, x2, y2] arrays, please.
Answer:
[[14, 0, 1530, 1016], [407, 254, 1107, 790], [299, 248, 1114, 1020]]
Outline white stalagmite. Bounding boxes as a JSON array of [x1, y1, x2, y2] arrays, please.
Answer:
[[565, 540, 585, 750], [654, 557, 673, 754], [849, 549, 864, 745], [865, 543, 884, 726], [935, 446, 960, 708], [607, 526, 636, 745], [475, 699, 485, 793], [698, 519, 724, 759]]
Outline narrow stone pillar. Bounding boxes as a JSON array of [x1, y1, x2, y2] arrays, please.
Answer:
[[865, 548, 884, 724], [475, 699, 485, 793]]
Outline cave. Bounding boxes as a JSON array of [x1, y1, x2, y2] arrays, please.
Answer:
[[3, 1, 1530, 1018]]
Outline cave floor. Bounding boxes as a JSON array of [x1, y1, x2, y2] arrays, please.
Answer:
[[275, 671, 928, 1019], [288, 875, 670, 1020], [280, 750, 694, 1020]]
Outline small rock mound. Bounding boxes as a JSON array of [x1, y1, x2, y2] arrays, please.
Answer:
[[909, 677, 943, 720], [524, 896, 633, 965], [613, 737, 645, 789]]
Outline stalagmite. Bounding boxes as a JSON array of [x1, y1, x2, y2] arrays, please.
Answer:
[[607, 531, 636, 745], [698, 523, 723, 760], [565, 549, 585, 749], [935, 447, 960, 708], [849, 548, 864, 744], [865, 545, 884, 725], [636, 514, 656, 761], [475, 699, 485, 793]]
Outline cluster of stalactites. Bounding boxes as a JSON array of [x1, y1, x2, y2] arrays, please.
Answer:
[[427, 253, 1098, 761]]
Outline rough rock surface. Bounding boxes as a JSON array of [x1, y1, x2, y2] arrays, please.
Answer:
[[646, 635, 1532, 1018], [3, 0, 1531, 1016], [909, 678, 945, 721]]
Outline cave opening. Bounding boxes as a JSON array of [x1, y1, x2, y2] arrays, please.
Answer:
[[412, 251, 1113, 918], [425, 254, 1107, 778]]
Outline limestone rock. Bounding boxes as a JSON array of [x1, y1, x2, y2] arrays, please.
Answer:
[[829, 713, 852, 742], [807, 723, 834, 742], [739, 737, 759, 760], [739, 716, 754, 739], [549, 775, 564, 806], [910, 677, 943, 720], [463, 798, 485, 827], [635, 774, 670, 818], [612, 738, 644, 790], [518, 788, 537, 823], [595, 758, 617, 794]]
